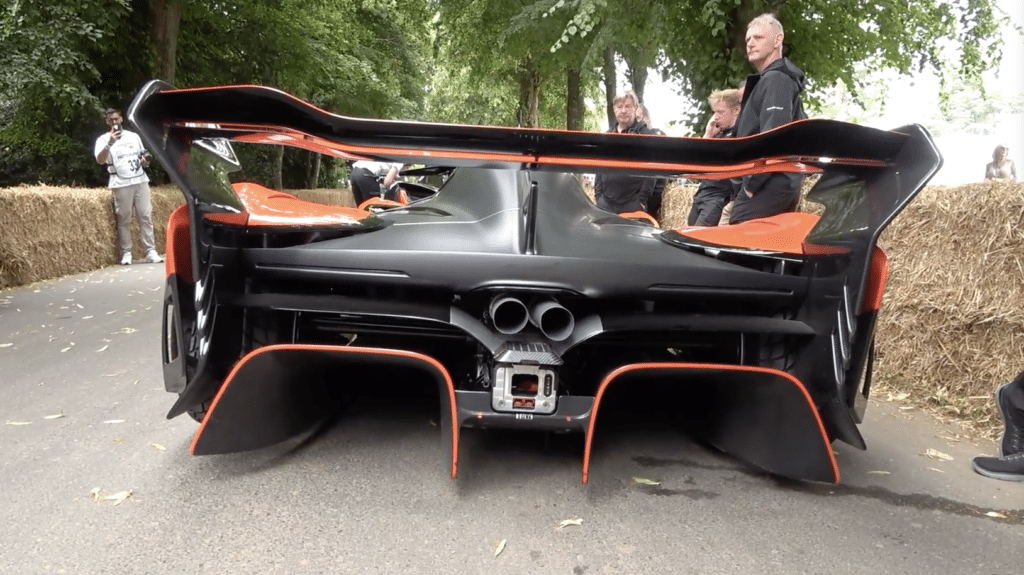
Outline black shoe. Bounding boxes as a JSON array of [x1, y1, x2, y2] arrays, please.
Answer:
[[995, 381, 1024, 456], [972, 452, 1024, 482]]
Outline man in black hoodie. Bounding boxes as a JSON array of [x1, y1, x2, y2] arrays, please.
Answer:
[[729, 13, 807, 224], [595, 90, 656, 214]]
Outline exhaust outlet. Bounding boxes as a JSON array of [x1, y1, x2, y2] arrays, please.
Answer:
[[529, 298, 575, 342], [489, 295, 529, 335]]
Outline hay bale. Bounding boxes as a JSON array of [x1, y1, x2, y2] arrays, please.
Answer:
[[0, 184, 184, 288], [290, 188, 356, 207], [875, 181, 1024, 433], [0, 185, 359, 289], [660, 181, 697, 228]]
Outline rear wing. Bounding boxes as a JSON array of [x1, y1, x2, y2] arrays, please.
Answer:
[[127, 79, 940, 248], [127, 81, 937, 179]]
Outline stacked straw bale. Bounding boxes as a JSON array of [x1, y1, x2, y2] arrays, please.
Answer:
[[876, 181, 1024, 431], [0, 185, 183, 288], [0, 185, 355, 288]]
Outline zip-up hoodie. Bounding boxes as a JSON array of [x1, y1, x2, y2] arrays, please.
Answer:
[[734, 57, 807, 198]]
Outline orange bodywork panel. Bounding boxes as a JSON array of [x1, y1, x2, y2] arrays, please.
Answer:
[[674, 212, 821, 255], [618, 211, 659, 227], [861, 246, 889, 312], [165, 205, 193, 282], [358, 197, 407, 211], [201, 183, 371, 228]]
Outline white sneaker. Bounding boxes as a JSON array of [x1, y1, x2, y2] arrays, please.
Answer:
[[120, 252, 132, 265], [144, 250, 164, 264]]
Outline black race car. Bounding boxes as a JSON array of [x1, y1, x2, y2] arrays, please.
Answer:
[[128, 81, 941, 484]]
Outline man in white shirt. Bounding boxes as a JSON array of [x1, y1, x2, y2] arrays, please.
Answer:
[[94, 108, 162, 265]]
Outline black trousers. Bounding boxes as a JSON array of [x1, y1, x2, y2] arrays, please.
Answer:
[[349, 167, 382, 205], [729, 174, 802, 224], [688, 194, 728, 226]]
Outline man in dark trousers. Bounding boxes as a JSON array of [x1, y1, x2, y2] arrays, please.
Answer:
[[688, 88, 742, 226], [594, 90, 655, 214], [972, 371, 1024, 482], [729, 13, 807, 225]]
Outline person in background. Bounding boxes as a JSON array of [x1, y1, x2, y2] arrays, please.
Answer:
[[689, 89, 742, 226], [349, 161, 403, 205], [717, 81, 749, 225], [729, 13, 807, 224], [94, 108, 162, 266], [594, 90, 656, 214], [984, 144, 1016, 181], [636, 103, 667, 220], [972, 370, 1024, 482]]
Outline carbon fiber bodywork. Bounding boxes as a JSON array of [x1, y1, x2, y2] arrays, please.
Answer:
[[131, 82, 942, 483]]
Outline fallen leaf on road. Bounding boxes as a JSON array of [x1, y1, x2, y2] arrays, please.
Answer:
[[0, 343, 12, 348], [114, 327, 137, 334], [60, 347, 72, 353], [6, 421, 32, 426], [96, 345, 108, 353], [103, 490, 132, 505], [985, 511, 1007, 519], [103, 419, 125, 424], [89, 487, 102, 501], [494, 539, 506, 558], [867, 470, 891, 475], [632, 477, 660, 486], [886, 392, 910, 401], [556, 517, 583, 529], [923, 448, 953, 461], [927, 467, 945, 473], [149, 443, 166, 451], [43, 413, 65, 420], [898, 406, 914, 411]]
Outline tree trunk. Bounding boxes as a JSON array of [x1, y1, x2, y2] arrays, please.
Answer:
[[566, 67, 583, 130], [602, 46, 616, 130], [272, 146, 284, 190], [308, 152, 321, 189], [518, 58, 540, 128], [626, 63, 648, 106], [149, 0, 183, 84]]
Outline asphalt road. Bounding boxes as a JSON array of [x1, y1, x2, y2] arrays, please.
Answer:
[[1, 265, 1021, 575]]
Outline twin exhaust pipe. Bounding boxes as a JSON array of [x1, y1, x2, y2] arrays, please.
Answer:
[[488, 295, 574, 341]]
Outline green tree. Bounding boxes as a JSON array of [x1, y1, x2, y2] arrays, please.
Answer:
[[545, 0, 1007, 129], [0, 0, 133, 185], [0, 0, 430, 187]]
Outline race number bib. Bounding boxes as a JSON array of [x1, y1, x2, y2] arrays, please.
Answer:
[[110, 148, 144, 179]]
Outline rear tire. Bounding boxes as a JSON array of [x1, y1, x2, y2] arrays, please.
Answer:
[[183, 395, 214, 423]]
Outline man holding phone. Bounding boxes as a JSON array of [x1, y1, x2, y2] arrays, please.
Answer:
[[94, 107, 162, 265]]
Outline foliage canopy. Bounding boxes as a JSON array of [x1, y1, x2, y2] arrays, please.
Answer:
[[0, 0, 1012, 185]]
